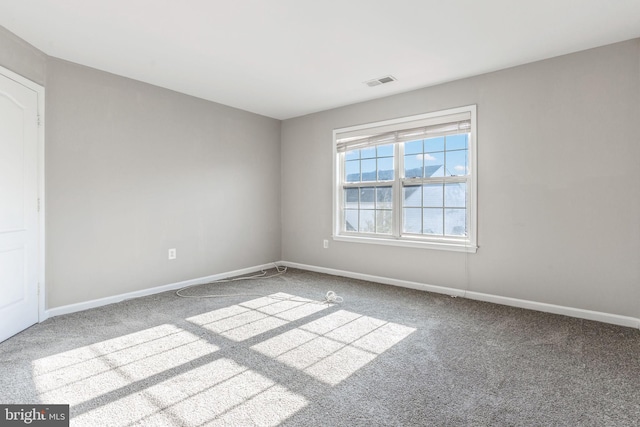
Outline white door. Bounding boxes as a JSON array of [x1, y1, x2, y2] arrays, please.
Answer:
[[0, 69, 40, 343]]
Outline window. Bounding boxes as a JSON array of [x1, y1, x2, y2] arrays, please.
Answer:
[[333, 105, 477, 252]]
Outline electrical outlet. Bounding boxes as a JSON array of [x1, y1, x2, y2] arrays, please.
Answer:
[[168, 248, 177, 260], [323, 239, 329, 249]]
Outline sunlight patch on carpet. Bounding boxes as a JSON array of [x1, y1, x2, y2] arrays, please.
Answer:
[[32, 324, 218, 406], [186, 293, 329, 342], [72, 358, 307, 427], [252, 310, 416, 385]]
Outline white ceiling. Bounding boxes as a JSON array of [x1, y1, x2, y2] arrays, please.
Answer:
[[1, 1, 639, 120]]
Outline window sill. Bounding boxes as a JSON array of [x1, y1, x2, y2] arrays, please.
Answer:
[[333, 234, 477, 253]]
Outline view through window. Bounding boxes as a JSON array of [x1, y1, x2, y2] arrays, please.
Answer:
[[334, 105, 477, 252]]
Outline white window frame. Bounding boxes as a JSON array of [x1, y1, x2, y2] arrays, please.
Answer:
[[332, 105, 477, 253]]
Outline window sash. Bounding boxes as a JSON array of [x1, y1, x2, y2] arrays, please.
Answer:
[[342, 177, 469, 237]]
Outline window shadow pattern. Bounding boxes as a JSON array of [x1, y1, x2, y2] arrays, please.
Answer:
[[30, 292, 416, 426]]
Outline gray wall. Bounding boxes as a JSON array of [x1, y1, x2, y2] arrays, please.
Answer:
[[0, 26, 45, 85], [281, 39, 640, 319], [45, 59, 281, 308], [2, 23, 639, 319], [1, 25, 282, 309]]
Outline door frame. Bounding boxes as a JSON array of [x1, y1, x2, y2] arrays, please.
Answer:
[[0, 64, 46, 322]]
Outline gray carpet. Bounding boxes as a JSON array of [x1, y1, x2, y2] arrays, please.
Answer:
[[0, 268, 638, 426]]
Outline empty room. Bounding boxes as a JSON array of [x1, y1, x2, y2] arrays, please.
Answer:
[[1, 1, 639, 426]]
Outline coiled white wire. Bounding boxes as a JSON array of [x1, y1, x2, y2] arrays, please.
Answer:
[[175, 264, 342, 304]]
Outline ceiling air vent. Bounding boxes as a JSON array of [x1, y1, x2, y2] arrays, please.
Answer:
[[365, 75, 397, 87]]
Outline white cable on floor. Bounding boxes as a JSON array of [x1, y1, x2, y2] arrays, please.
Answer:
[[324, 291, 343, 304], [174, 263, 343, 305]]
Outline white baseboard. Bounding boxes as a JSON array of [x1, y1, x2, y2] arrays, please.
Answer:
[[44, 262, 278, 319], [44, 260, 639, 330], [279, 261, 640, 330]]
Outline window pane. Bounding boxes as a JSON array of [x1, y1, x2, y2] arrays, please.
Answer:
[[425, 136, 444, 152], [423, 183, 443, 207], [405, 139, 423, 155], [361, 159, 376, 181], [403, 208, 422, 233], [337, 106, 475, 247], [423, 208, 444, 235], [346, 160, 360, 182], [445, 149, 468, 176], [446, 134, 468, 151], [360, 147, 376, 159], [377, 144, 393, 157], [360, 187, 375, 209], [445, 208, 466, 236], [345, 188, 358, 209], [404, 154, 423, 178], [359, 210, 375, 233], [376, 210, 393, 234], [376, 186, 393, 209], [377, 157, 394, 180], [345, 149, 359, 161], [444, 183, 466, 208], [403, 185, 421, 207], [424, 152, 445, 177], [345, 210, 358, 231]]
